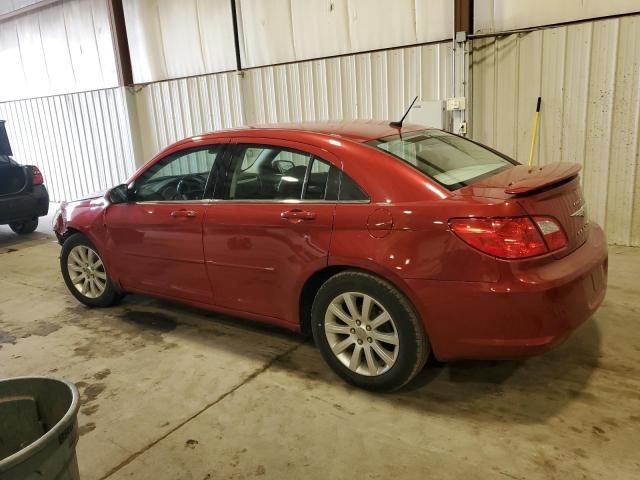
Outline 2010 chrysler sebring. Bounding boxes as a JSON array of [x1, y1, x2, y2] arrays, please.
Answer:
[[54, 121, 608, 391]]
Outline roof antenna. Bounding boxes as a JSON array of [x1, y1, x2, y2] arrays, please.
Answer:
[[389, 96, 418, 129]]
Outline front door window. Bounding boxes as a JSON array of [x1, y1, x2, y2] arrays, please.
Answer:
[[134, 146, 222, 202]]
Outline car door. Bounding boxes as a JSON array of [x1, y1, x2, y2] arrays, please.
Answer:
[[202, 138, 338, 323], [104, 143, 228, 304]]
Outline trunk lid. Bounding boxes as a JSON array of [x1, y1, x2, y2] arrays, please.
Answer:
[[0, 120, 12, 157], [0, 120, 28, 196], [0, 163, 28, 196], [455, 162, 590, 256]]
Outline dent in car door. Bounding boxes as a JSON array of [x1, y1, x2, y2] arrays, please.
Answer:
[[105, 143, 228, 304]]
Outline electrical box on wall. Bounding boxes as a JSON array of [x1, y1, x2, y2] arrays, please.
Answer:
[[446, 97, 466, 111], [407, 100, 446, 129]]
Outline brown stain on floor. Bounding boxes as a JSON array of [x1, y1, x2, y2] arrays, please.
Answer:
[[78, 422, 96, 436], [120, 310, 177, 332], [0, 331, 16, 344], [81, 383, 107, 405], [93, 368, 111, 380]]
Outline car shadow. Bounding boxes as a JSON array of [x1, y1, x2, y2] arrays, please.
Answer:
[[81, 293, 602, 426], [395, 317, 602, 424]]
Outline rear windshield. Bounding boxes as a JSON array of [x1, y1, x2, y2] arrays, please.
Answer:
[[367, 130, 516, 190]]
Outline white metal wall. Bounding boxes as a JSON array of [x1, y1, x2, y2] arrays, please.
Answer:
[[474, 0, 640, 33], [132, 42, 452, 161], [2, 14, 639, 247], [471, 15, 640, 246], [130, 71, 245, 162], [0, 1, 43, 15], [0, 0, 118, 102], [0, 41, 452, 202], [122, 0, 237, 84], [120, 0, 453, 82], [237, 0, 452, 68], [0, 88, 137, 202]]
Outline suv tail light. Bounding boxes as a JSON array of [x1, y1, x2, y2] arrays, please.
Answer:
[[450, 216, 567, 259], [32, 166, 44, 185]]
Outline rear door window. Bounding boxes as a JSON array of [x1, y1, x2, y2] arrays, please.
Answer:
[[226, 145, 332, 201]]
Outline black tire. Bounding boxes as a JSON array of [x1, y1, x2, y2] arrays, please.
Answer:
[[60, 233, 123, 308], [311, 271, 429, 392], [9, 219, 38, 234]]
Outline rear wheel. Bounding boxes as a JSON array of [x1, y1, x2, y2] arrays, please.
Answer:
[[9, 219, 38, 234], [311, 271, 429, 391], [60, 234, 123, 307]]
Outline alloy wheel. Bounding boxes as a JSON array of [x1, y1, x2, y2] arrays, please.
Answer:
[[67, 245, 107, 299], [324, 292, 399, 376]]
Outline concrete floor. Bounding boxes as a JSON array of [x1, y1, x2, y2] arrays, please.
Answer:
[[1, 219, 639, 480]]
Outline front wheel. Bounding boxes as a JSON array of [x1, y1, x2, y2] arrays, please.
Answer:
[[9, 219, 38, 234], [60, 234, 123, 307], [311, 271, 429, 392]]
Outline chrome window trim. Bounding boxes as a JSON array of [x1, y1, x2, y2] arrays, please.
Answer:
[[208, 199, 371, 204], [133, 199, 212, 205], [132, 199, 370, 205]]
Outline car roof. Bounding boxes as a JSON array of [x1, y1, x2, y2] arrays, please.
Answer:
[[185, 120, 428, 145], [247, 120, 426, 142]]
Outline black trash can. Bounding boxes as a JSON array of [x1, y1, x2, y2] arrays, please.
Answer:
[[0, 377, 80, 480]]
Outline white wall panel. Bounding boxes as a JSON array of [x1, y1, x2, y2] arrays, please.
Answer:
[[0, 88, 137, 202], [130, 42, 452, 162], [475, 0, 640, 33], [471, 16, 640, 246], [123, 0, 237, 84], [0, 0, 118, 102], [244, 43, 453, 124], [238, 0, 452, 68], [131, 72, 245, 162], [0, 0, 42, 15]]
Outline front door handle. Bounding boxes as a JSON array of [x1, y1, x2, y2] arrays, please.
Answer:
[[171, 209, 197, 218], [281, 209, 316, 221]]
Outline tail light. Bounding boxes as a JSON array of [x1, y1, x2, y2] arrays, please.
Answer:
[[32, 166, 44, 185], [450, 216, 567, 259], [532, 216, 567, 251]]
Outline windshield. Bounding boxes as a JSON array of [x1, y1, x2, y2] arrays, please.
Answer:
[[367, 130, 516, 190]]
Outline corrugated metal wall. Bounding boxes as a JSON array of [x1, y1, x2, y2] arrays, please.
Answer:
[[131, 72, 246, 162], [133, 42, 452, 161], [471, 15, 640, 246], [1, 42, 451, 200], [1, 13, 638, 246], [0, 88, 137, 201], [474, 0, 640, 33], [0, 0, 118, 102]]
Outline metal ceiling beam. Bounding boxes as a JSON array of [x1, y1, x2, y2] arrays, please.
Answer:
[[454, 0, 474, 34], [107, 0, 133, 86]]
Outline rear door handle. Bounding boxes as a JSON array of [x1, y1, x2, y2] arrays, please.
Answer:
[[281, 209, 316, 221], [171, 209, 197, 218]]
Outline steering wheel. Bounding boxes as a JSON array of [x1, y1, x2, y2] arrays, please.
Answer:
[[176, 175, 206, 200]]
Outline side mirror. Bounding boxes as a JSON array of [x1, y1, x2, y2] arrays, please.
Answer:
[[108, 184, 132, 204]]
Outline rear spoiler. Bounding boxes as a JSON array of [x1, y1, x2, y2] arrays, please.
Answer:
[[0, 120, 12, 156], [505, 163, 581, 195]]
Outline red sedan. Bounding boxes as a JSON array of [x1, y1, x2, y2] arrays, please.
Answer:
[[54, 121, 608, 391]]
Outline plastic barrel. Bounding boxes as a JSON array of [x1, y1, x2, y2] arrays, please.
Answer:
[[0, 377, 80, 480]]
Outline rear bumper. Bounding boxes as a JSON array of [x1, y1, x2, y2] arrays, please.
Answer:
[[407, 224, 608, 361], [0, 185, 49, 225]]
